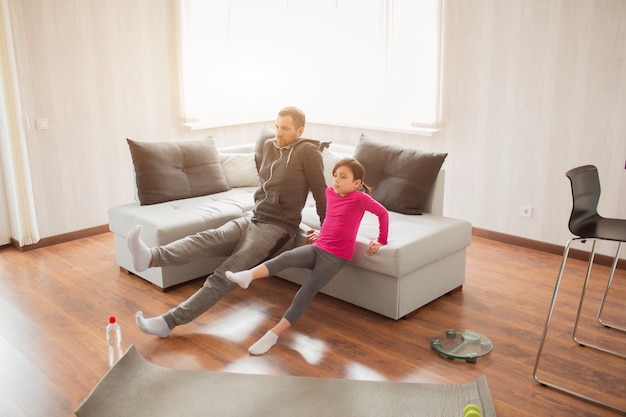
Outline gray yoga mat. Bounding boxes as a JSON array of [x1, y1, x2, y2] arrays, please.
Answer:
[[76, 345, 497, 417]]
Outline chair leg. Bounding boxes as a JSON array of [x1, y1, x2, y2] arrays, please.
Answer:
[[533, 240, 571, 381], [533, 239, 626, 413], [572, 241, 626, 359], [571, 240, 596, 344], [596, 242, 625, 331]]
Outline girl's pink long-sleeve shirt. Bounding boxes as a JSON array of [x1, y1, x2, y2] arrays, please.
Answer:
[[315, 186, 389, 260]]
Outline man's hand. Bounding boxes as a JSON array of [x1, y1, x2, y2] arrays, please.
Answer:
[[306, 229, 320, 244], [367, 240, 383, 256]]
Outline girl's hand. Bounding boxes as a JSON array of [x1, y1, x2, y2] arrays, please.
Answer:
[[367, 240, 383, 256], [306, 229, 320, 244]]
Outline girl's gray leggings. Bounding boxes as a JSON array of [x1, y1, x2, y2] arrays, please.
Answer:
[[264, 245, 345, 324]]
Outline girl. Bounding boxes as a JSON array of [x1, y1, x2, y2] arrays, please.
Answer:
[[226, 157, 389, 355]]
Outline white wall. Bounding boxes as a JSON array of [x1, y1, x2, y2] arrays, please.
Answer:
[[308, 0, 626, 258], [5, 0, 626, 257]]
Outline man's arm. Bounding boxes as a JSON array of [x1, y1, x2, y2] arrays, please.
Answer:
[[302, 145, 327, 224]]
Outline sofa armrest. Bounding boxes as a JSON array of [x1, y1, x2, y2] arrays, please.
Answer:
[[425, 170, 444, 216]]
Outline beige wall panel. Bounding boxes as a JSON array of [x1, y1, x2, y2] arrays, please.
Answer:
[[5, 0, 625, 257]]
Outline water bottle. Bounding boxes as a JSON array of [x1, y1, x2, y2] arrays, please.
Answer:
[[106, 315, 123, 368]]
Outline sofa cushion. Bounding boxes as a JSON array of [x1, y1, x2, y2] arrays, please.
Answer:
[[300, 207, 471, 278], [321, 148, 349, 185], [354, 135, 447, 215], [108, 187, 257, 245], [127, 137, 230, 205], [219, 153, 260, 187]]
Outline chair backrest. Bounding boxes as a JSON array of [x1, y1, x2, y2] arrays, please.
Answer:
[[566, 165, 601, 237]]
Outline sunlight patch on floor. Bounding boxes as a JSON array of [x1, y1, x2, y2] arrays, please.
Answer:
[[399, 368, 448, 384], [344, 361, 387, 381], [201, 306, 267, 343], [221, 355, 285, 375], [288, 332, 328, 365]]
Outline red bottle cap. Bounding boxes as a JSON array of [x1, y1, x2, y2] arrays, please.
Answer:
[[109, 315, 116, 324]]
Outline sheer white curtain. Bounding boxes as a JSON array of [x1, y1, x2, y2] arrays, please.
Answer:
[[0, 0, 40, 247], [178, 0, 442, 131]]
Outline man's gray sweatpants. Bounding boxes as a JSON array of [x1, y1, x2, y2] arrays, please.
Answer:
[[149, 216, 293, 330]]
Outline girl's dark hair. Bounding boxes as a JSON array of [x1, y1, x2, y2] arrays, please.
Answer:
[[332, 157, 372, 195]]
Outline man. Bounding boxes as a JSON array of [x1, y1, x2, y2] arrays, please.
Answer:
[[130, 106, 327, 338]]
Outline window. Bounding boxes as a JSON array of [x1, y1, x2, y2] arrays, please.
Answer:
[[178, 0, 442, 132]]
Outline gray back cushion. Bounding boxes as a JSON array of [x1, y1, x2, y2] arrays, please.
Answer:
[[127, 137, 229, 205], [354, 134, 447, 215]]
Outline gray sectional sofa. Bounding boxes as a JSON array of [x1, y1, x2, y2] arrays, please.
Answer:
[[108, 133, 472, 320]]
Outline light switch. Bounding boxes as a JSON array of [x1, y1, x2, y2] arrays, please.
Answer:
[[36, 118, 49, 130]]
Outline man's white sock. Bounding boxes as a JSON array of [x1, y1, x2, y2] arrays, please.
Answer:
[[225, 270, 253, 289], [135, 311, 171, 338], [248, 331, 279, 355], [126, 225, 152, 272]]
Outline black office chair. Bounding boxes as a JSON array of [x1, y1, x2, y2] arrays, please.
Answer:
[[533, 164, 626, 413]]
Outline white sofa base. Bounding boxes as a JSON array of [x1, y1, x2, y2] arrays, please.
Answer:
[[278, 248, 467, 320]]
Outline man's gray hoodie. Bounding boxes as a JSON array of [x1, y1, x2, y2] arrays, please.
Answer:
[[253, 138, 327, 236]]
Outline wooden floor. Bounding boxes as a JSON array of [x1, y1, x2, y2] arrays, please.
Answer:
[[0, 233, 624, 416]]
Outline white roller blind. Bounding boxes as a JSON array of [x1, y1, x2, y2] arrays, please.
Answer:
[[178, 0, 441, 131]]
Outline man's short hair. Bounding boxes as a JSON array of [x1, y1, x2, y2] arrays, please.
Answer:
[[278, 106, 306, 129]]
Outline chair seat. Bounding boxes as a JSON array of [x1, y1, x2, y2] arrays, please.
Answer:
[[573, 216, 626, 242]]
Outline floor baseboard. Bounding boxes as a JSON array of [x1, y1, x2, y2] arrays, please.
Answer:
[[11, 225, 110, 252], [472, 227, 625, 270]]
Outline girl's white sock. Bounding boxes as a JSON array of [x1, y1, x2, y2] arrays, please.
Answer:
[[135, 311, 171, 338], [126, 225, 152, 272], [248, 331, 279, 355], [225, 270, 253, 289]]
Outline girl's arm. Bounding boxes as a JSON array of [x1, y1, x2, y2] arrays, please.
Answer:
[[363, 194, 389, 255], [305, 229, 320, 244], [366, 240, 383, 256]]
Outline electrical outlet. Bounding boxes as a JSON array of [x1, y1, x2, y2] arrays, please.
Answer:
[[36, 118, 49, 130], [520, 205, 533, 218]]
